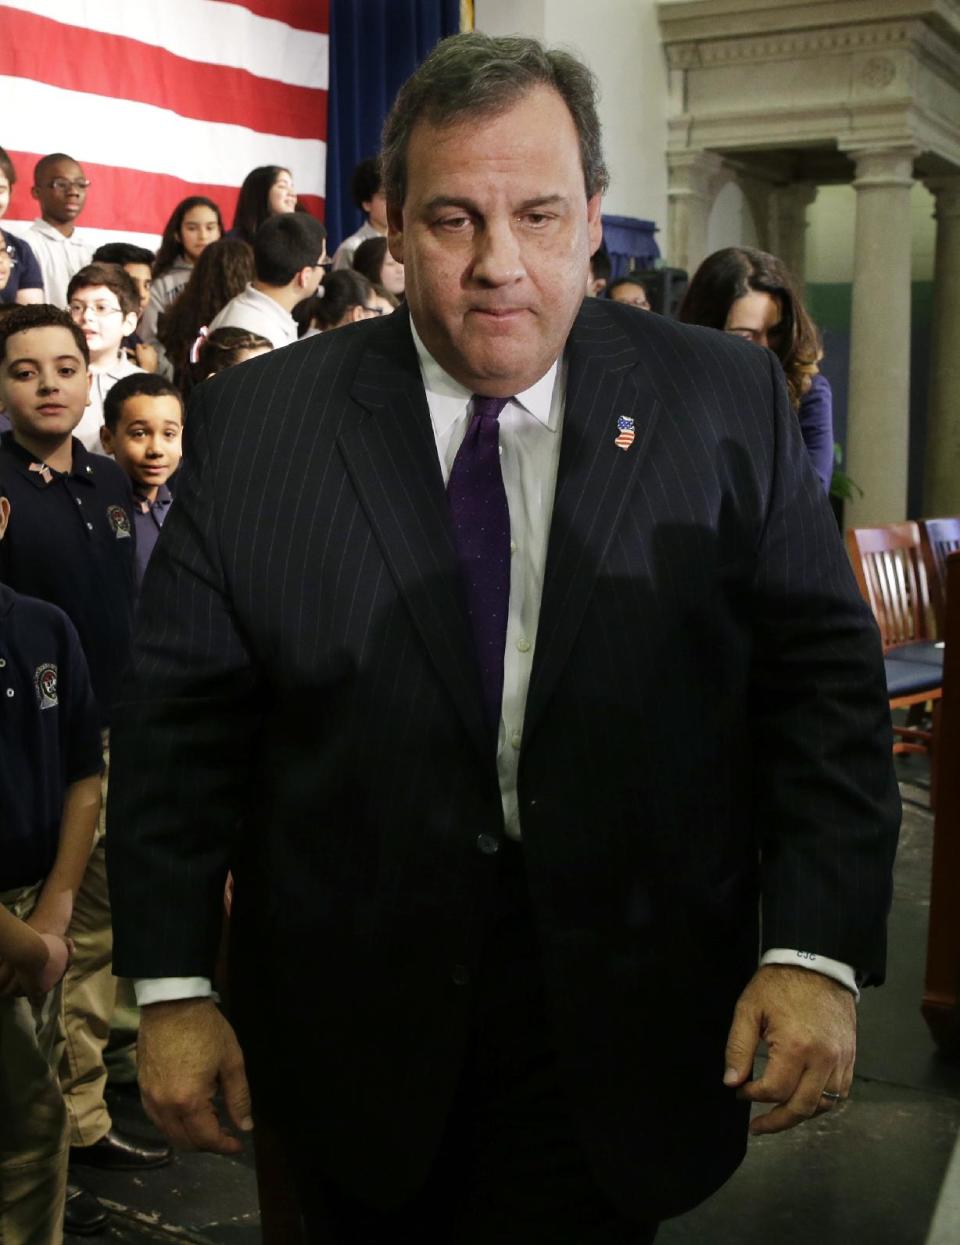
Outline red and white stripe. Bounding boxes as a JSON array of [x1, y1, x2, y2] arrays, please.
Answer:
[[0, 0, 328, 249]]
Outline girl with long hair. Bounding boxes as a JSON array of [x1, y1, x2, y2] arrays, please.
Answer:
[[157, 238, 254, 389], [230, 166, 297, 244], [351, 235, 404, 300], [678, 246, 834, 492], [141, 196, 223, 343]]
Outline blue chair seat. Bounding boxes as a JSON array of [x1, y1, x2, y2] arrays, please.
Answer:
[[886, 641, 944, 668], [884, 657, 942, 698]]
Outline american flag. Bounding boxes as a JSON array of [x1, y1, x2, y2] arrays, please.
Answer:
[[0, 0, 329, 251], [614, 415, 635, 451]]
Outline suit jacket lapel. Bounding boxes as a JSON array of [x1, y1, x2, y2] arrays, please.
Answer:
[[337, 310, 491, 761], [524, 303, 661, 744]]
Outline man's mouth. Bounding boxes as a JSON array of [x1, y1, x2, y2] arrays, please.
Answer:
[[36, 403, 65, 415]]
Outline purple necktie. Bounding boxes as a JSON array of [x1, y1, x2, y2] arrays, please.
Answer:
[[447, 394, 512, 732]]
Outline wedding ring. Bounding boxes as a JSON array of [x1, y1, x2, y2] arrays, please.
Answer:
[[820, 1090, 842, 1103]]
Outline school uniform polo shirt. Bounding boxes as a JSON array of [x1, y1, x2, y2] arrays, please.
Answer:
[[26, 219, 94, 308], [0, 583, 102, 888], [0, 434, 136, 726], [75, 353, 146, 454], [132, 483, 173, 584], [208, 283, 297, 349]]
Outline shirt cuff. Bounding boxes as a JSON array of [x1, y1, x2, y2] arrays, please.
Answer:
[[134, 976, 214, 1006], [760, 948, 860, 1001]]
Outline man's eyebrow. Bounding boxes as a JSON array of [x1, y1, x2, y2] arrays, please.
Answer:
[[422, 193, 570, 214]]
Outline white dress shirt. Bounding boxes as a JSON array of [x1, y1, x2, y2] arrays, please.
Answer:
[[27, 219, 94, 308], [208, 283, 297, 349], [75, 354, 145, 454], [135, 326, 857, 1003]]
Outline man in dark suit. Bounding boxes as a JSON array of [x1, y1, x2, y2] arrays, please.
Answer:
[[107, 33, 900, 1244]]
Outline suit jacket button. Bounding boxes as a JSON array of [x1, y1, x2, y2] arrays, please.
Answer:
[[452, 964, 470, 986], [476, 833, 499, 856]]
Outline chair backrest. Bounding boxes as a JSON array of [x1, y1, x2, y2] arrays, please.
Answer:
[[920, 516, 960, 637], [846, 521, 934, 649]]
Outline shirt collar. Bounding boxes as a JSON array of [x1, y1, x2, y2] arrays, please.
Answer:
[[1, 430, 98, 486], [410, 318, 560, 438], [31, 218, 87, 245], [133, 482, 172, 511]]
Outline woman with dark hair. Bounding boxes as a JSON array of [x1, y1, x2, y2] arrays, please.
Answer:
[[141, 196, 223, 343], [294, 269, 380, 336], [191, 326, 272, 387], [156, 239, 255, 389], [678, 246, 834, 493], [0, 145, 43, 304], [230, 166, 297, 244], [352, 235, 404, 299]]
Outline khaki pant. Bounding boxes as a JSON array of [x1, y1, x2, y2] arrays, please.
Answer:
[[0, 882, 68, 1245], [58, 836, 115, 1147]]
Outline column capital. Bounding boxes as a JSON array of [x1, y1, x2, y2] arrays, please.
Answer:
[[925, 177, 960, 220], [772, 181, 819, 211], [666, 150, 727, 201], [846, 145, 919, 190]]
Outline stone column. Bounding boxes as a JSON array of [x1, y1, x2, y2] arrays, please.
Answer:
[[768, 182, 818, 287], [666, 150, 725, 276], [844, 147, 917, 527], [923, 177, 960, 517]]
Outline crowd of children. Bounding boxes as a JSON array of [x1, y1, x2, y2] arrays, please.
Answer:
[[0, 144, 397, 1240]]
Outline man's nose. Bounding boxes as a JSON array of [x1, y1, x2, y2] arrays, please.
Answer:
[[472, 219, 524, 286]]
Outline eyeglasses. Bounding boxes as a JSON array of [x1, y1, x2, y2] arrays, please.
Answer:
[[68, 301, 123, 320], [362, 306, 385, 316], [0, 245, 16, 268], [42, 178, 91, 193], [314, 259, 333, 270]]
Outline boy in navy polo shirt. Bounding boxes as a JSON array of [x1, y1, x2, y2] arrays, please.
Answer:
[[0, 304, 169, 1205], [100, 372, 182, 584], [0, 485, 102, 1245]]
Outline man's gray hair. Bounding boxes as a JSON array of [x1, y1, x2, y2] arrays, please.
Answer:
[[381, 33, 609, 209]]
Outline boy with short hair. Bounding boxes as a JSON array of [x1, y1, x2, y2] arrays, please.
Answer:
[[101, 373, 183, 583], [66, 263, 144, 452], [209, 212, 327, 348], [28, 153, 95, 307], [331, 156, 387, 269], [0, 483, 102, 1245], [92, 243, 159, 373], [0, 305, 167, 1226]]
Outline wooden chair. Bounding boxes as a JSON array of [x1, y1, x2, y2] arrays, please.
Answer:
[[846, 523, 943, 778], [920, 516, 960, 637], [923, 550, 960, 1053]]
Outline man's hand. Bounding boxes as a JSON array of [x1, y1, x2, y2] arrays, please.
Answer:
[[134, 342, 159, 373], [723, 965, 856, 1135], [138, 997, 253, 1155]]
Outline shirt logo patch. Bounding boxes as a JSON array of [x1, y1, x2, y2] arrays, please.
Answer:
[[107, 505, 132, 539], [35, 663, 58, 710]]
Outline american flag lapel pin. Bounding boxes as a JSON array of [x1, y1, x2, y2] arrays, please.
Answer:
[[614, 415, 635, 451]]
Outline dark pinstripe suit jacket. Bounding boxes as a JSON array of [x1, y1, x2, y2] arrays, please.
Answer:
[[107, 299, 899, 1219]]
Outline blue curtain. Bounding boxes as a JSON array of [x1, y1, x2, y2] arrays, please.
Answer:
[[326, 0, 461, 250]]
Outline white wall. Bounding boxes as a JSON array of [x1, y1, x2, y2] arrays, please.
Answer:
[[474, 0, 669, 236]]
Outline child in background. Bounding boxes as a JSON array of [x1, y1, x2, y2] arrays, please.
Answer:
[[156, 238, 254, 388], [27, 153, 95, 306], [0, 145, 43, 305], [352, 235, 405, 301], [92, 243, 158, 373], [66, 263, 143, 452], [0, 478, 102, 1245], [294, 268, 379, 336], [229, 165, 297, 245], [190, 325, 271, 392], [100, 374, 183, 583], [140, 196, 223, 345]]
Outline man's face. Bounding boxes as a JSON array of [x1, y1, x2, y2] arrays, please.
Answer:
[[364, 189, 388, 232], [32, 158, 88, 226], [388, 87, 602, 396], [124, 263, 153, 315], [610, 281, 650, 311], [0, 173, 10, 219], [0, 326, 90, 442], [99, 394, 183, 492], [68, 285, 138, 364]]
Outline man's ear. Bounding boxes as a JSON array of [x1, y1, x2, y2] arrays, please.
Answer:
[[386, 201, 404, 266], [0, 496, 10, 540], [121, 311, 138, 338], [30, 185, 39, 202], [99, 424, 115, 456], [586, 193, 603, 257]]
